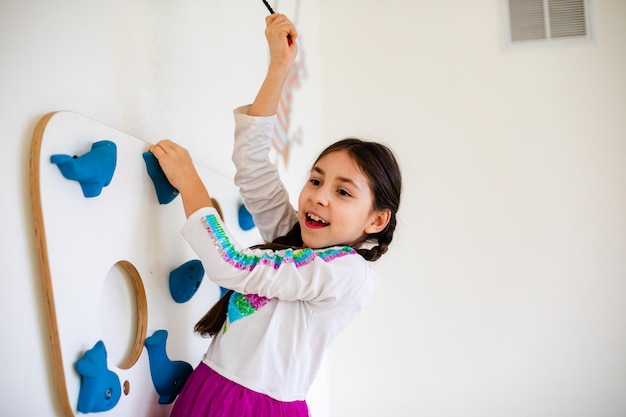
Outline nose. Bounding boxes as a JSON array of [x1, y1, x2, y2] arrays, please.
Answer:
[[311, 185, 330, 206]]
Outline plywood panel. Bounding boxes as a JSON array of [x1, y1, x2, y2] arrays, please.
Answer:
[[30, 111, 258, 416]]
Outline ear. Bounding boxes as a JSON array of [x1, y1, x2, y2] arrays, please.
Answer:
[[364, 209, 391, 235]]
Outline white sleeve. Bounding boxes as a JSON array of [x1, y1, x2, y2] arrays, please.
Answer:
[[181, 207, 378, 307], [231, 105, 298, 243]]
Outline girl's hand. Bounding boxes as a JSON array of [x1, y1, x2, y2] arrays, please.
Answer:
[[148, 139, 201, 194], [265, 13, 297, 67], [149, 139, 213, 218]]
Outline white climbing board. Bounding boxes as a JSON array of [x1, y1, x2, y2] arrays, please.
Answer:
[[30, 111, 260, 416]]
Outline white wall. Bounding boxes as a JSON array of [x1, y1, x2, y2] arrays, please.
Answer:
[[0, 0, 326, 415], [320, 1, 626, 416]]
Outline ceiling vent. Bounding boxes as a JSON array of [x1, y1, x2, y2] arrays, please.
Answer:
[[506, 0, 591, 43]]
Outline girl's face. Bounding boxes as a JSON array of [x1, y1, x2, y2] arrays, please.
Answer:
[[298, 149, 390, 249]]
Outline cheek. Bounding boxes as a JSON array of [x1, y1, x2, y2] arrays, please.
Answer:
[[297, 189, 305, 208], [347, 208, 375, 231]]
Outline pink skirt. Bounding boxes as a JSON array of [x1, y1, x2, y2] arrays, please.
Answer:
[[170, 362, 310, 417]]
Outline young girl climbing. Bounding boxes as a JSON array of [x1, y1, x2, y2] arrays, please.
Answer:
[[149, 13, 402, 417]]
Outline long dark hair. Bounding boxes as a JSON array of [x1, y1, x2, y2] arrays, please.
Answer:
[[195, 138, 402, 337]]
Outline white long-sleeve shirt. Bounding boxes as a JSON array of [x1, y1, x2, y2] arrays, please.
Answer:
[[180, 106, 379, 402]]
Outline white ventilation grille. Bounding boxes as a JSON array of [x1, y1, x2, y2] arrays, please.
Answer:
[[508, 0, 590, 43]]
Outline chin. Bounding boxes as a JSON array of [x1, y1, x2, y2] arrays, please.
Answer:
[[301, 236, 324, 250]]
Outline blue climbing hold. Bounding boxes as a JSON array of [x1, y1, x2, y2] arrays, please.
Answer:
[[169, 259, 205, 303], [142, 151, 179, 204], [50, 140, 117, 197], [75, 340, 121, 413], [144, 330, 193, 404], [238, 203, 255, 231]]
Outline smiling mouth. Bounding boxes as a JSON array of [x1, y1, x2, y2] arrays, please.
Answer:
[[305, 213, 329, 228]]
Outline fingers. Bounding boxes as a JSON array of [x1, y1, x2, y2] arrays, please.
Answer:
[[150, 139, 174, 152], [148, 139, 169, 157], [148, 144, 161, 159], [147, 140, 196, 191], [266, 13, 289, 26], [149, 139, 187, 159], [265, 13, 297, 43]]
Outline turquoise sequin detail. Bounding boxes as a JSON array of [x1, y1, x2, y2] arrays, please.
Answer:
[[227, 293, 271, 323]]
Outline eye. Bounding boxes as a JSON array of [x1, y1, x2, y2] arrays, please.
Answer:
[[310, 178, 321, 186], [338, 188, 352, 197]]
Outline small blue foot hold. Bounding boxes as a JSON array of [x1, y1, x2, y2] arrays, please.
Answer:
[[169, 259, 205, 303], [50, 140, 117, 197], [75, 341, 121, 413], [144, 330, 193, 404], [142, 151, 179, 204], [238, 203, 255, 231], [220, 286, 229, 297]]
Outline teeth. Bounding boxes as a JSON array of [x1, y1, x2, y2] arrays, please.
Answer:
[[308, 213, 328, 224]]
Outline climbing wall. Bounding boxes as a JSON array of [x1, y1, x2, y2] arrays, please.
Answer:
[[30, 111, 261, 416]]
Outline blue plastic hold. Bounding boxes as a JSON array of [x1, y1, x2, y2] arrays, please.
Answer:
[[238, 203, 255, 231], [220, 286, 229, 297], [50, 140, 117, 197], [142, 151, 179, 204], [144, 330, 193, 404], [75, 341, 121, 413], [169, 259, 205, 303]]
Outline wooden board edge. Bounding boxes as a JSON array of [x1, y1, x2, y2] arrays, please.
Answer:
[[30, 111, 76, 417], [117, 260, 148, 371]]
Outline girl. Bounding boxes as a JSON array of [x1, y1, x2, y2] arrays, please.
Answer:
[[150, 14, 402, 417]]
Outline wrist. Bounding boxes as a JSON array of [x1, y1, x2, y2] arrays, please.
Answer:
[[176, 173, 205, 196], [268, 61, 293, 77]]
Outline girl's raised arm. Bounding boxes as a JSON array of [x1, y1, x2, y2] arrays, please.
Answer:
[[247, 14, 298, 117]]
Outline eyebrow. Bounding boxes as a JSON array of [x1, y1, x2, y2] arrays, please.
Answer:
[[312, 166, 361, 190]]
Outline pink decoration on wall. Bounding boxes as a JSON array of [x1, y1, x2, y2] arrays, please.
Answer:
[[272, 39, 306, 167]]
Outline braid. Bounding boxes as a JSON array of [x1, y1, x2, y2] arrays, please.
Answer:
[[357, 212, 397, 261], [194, 289, 233, 337]]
